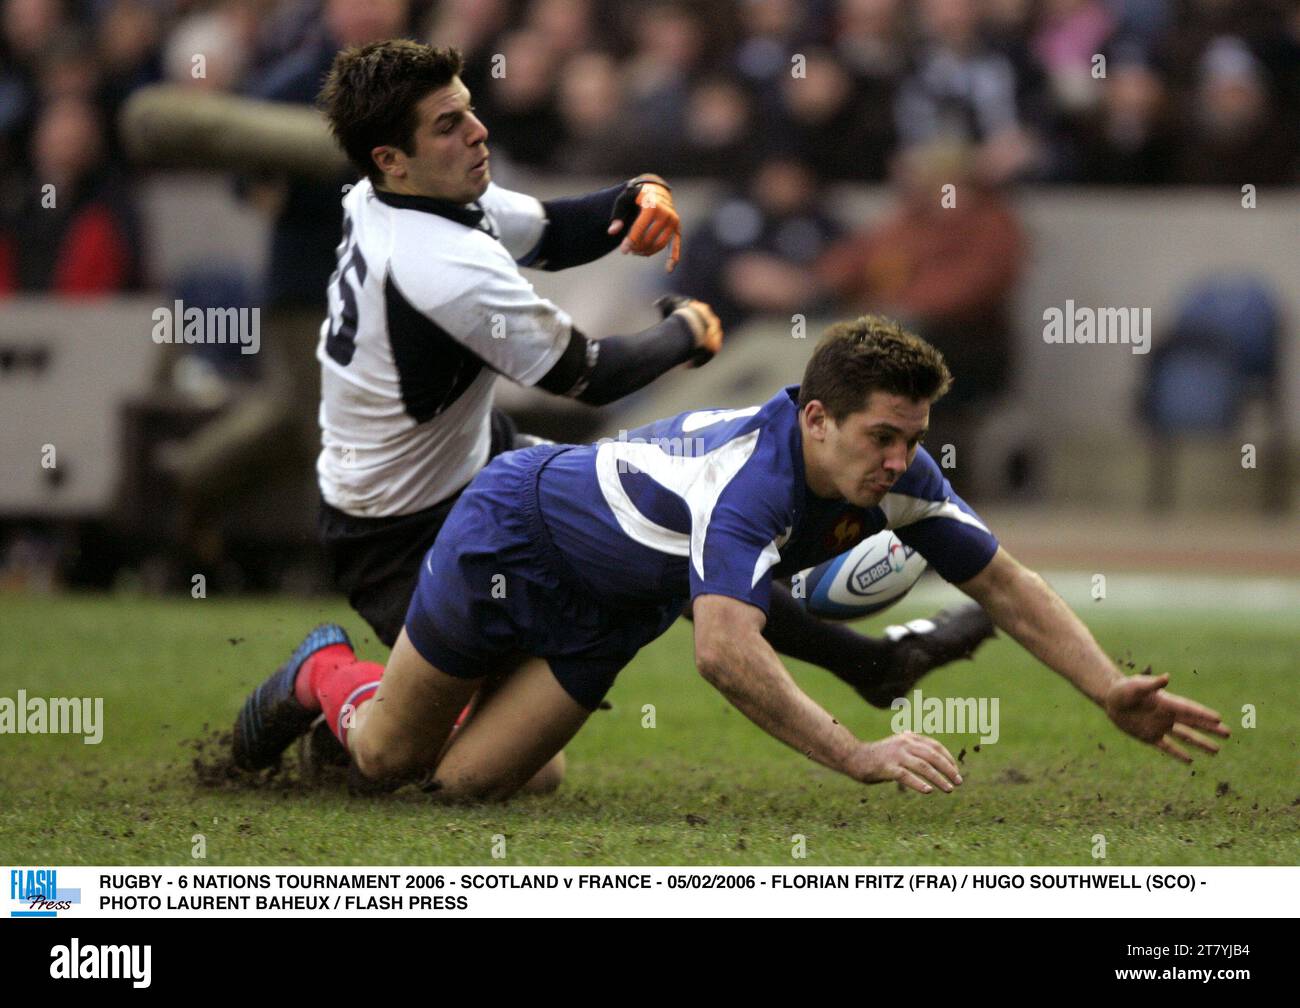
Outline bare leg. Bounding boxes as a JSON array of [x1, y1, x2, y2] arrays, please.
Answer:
[[428, 657, 589, 802], [346, 629, 478, 787], [346, 630, 586, 801]]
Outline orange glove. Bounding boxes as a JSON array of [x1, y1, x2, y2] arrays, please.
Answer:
[[609, 174, 682, 273]]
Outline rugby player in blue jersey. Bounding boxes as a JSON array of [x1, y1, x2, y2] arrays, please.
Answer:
[[258, 316, 1230, 799]]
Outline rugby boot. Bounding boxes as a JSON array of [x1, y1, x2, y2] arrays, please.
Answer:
[[231, 623, 352, 771]]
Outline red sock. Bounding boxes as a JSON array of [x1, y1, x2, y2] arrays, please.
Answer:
[[294, 644, 383, 747]]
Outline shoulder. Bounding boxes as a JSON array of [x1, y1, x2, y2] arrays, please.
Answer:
[[386, 213, 516, 306], [478, 182, 542, 220]]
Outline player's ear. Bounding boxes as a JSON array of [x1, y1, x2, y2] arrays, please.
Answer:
[[803, 400, 828, 440], [372, 145, 403, 179]]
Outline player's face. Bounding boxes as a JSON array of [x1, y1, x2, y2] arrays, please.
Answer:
[[377, 78, 490, 203], [804, 391, 930, 506]]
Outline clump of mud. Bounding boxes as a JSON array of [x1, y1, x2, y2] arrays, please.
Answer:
[[184, 725, 349, 792]]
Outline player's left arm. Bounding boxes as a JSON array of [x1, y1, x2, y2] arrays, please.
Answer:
[[957, 546, 1230, 761], [502, 174, 681, 273]]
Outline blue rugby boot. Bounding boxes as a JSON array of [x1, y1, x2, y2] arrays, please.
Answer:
[[232, 623, 352, 771]]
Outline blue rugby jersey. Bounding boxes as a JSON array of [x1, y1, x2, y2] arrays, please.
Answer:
[[536, 385, 999, 612]]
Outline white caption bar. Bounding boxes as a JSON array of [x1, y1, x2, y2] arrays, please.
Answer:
[[6, 866, 1297, 918]]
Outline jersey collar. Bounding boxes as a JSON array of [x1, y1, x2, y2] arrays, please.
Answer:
[[372, 187, 486, 230]]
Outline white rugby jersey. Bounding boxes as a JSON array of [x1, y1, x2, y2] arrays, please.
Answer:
[[316, 177, 572, 516]]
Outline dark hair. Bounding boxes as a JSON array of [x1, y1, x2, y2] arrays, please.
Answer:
[[318, 40, 463, 184], [798, 316, 952, 420]]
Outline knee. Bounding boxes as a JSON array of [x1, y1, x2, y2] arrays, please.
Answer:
[[351, 734, 425, 787]]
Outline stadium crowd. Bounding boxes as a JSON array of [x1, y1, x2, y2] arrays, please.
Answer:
[[0, 1, 1293, 591], [1, 0, 1298, 298]]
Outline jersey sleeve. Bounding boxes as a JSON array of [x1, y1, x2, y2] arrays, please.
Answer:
[[478, 183, 547, 264], [388, 231, 572, 387], [883, 447, 999, 583], [689, 447, 792, 615]]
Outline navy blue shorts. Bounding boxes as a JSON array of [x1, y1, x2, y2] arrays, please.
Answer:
[[403, 445, 683, 710]]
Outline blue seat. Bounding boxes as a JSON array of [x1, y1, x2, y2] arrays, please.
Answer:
[[1140, 274, 1285, 511]]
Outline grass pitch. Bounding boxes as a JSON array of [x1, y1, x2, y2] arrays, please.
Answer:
[[0, 584, 1295, 866]]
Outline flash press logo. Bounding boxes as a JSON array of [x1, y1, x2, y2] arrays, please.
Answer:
[[10, 869, 80, 917]]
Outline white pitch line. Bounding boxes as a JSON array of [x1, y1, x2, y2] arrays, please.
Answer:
[[902, 570, 1300, 615]]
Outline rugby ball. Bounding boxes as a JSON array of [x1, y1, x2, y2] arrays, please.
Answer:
[[791, 531, 927, 620]]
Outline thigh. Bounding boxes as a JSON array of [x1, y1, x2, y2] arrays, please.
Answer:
[[321, 500, 455, 648], [349, 629, 480, 783], [427, 657, 591, 802]]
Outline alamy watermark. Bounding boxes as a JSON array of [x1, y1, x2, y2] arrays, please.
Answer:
[[890, 688, 999, 744], [151, 300, 260, 355], [0, 691, 103, 744], [1042, 300, 1150, 355], [595, 429, 707, 475]]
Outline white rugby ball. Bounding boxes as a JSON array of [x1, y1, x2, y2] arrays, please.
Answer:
[[791, 531, 928, 620]]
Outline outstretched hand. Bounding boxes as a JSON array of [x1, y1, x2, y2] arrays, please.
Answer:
[[1104, 672, 1230, 762], [609, 175, 681, 272], [848, 732, 963, 795]]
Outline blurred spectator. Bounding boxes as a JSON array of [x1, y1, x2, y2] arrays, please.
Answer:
[[1156, 0, 1284, 98], [818, 140, 1024, 474], [526, 0, 599, 61], [425, 0, 511, 102], [241, 0, 411, 309], [2, 0, 61, 69], [777, 47, 893, 180], [1104, 0, 1172, 54], [245, 0, 324, 70], [0, 0, 66, 162], [833, 0, 906, 81], [678, 74, 759, 178], [1174, 36, 1297, 184], [162, 3, 251, 94], [895, 0, 1038, 183], [1070, 50, 1178, 183], [552, 50, 636, 175], [95, 0, 164, 155], [617, 2, 706, 172], [476, 27, 564, 170], [735, 0, 809, 91], [0, 96, 139, 294], [1031, 0, 1115, 114], [672, 156, 841, 332], [37, 26, 100, 104], [828, 0, 905, 181]]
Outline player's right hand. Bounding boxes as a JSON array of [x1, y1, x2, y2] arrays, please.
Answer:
[[610, 174, 681, 272], [1104, 672, 1229, 763], [654, 294, 723, 367], [849, 732, 962, 794]]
